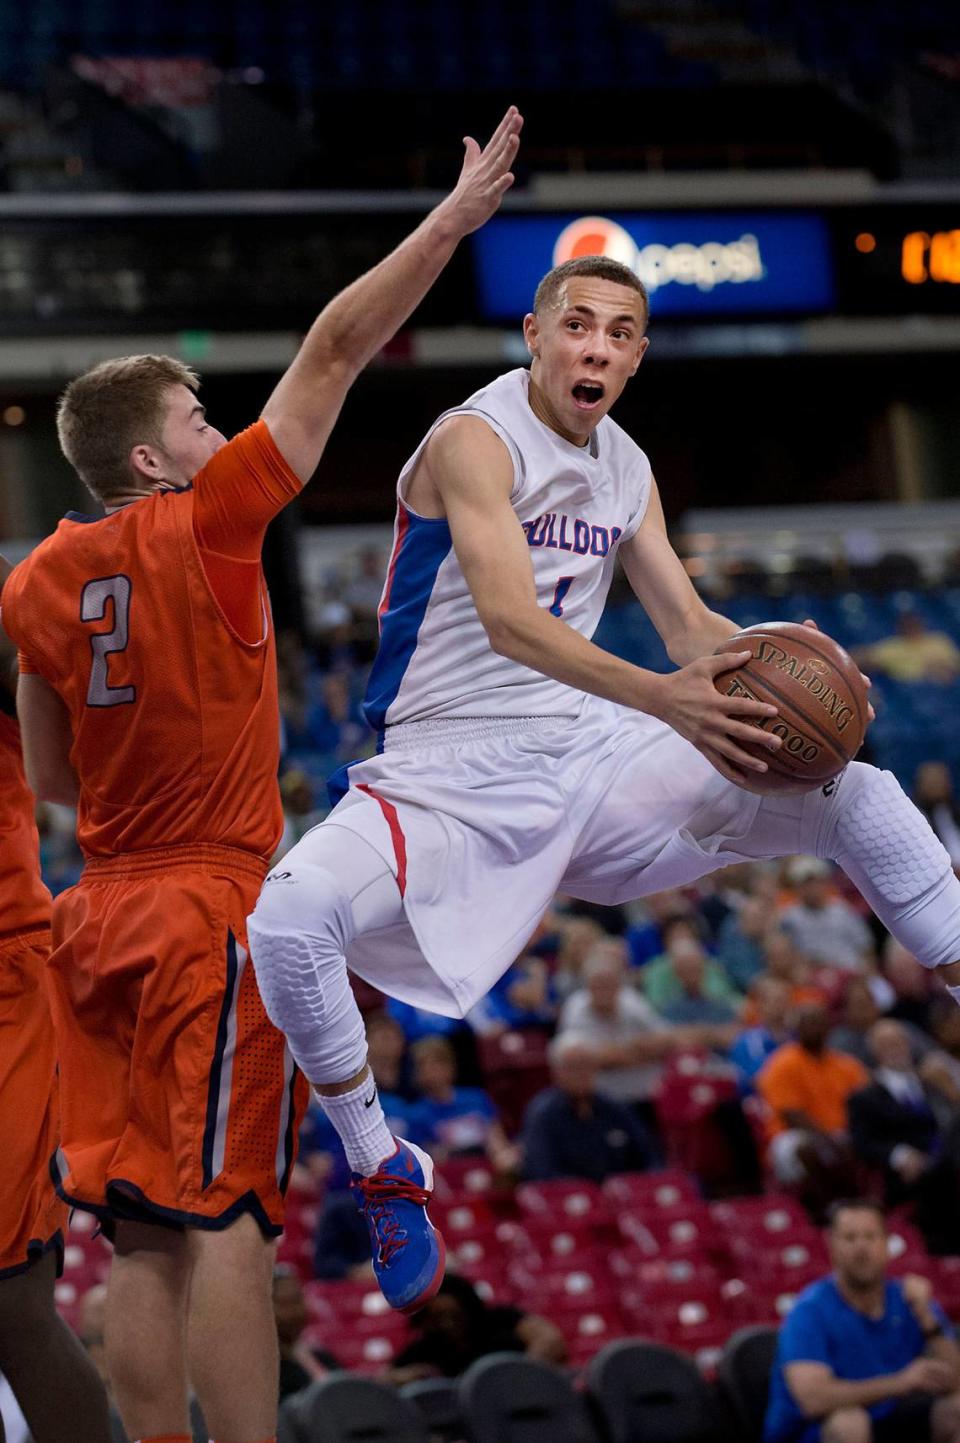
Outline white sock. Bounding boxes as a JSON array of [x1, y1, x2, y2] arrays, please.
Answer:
[[317, 1072, 395, 1177], [946, 984, 960, 1010]]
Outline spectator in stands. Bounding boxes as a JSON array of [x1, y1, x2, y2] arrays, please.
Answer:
[[717, 893, 777, 991], [344, 546, 387, 626], [558, 945, 675, 1133], [914, 762, 960, 869], [730, 976, 793, 1090], [653, 936, 742, 1026], [386, 996, 480, 1081], [467, 952, 556, 1034], [406, 1037, 518, 1174], [829, 977, 930, 1068], [764, 1201, 960, 1443], [643, 924, 742, 1016], [304, 669, 368, 760], [883, 937, 936, 1033], [855, 610, 960, 684], [273, 1266, 337, 1402], [757, 1004, 868, 1218], [552, 914, 607, 998], [313, 1189, 373, 1281], [928, 999, 960, 1092], [276, 768, 324, 859], [390, 1273, 567, 1383], [625, 889, 699, 969], [847, 1020, 960, 1255], [780, 859, 873, 972], [519, 1035, 655, 1183]]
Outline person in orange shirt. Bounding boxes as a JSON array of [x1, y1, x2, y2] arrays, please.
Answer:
[[0, 558, 111, 1443], [758, 1003, 869, 1218], [1, 110, 521, 1443]]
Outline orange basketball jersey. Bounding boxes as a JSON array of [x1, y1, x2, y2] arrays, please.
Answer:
[[0, 707, 51, 938], [2, 422, 300, 862]]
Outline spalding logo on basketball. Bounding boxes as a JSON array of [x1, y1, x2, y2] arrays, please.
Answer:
[[713, 621, 869, 793], [554, 217, 639, 269]]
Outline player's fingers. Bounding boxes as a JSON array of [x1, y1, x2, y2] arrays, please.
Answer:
[[700, 745, 754, 788], [481, 106, 520, 159], [802, 617, 819, 630], [860, 671, 872, 689], [720, 695, 778, 720], [867, 702, 876, 723], [722, 720, 782, 750], [715, 736, 769, 773], [492, 172, 515, 197], [461, 136, 482, 169], [481, 128, 521, 181]]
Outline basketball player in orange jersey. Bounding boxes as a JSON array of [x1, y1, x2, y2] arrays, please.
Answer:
[[0, 557, 112, 1443], [1, 107, 522, 1443]]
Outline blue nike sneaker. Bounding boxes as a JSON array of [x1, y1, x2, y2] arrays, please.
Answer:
[[352, 1137, 446, 1314]]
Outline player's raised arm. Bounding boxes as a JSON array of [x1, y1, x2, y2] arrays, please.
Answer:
[[619, 480, 741, 664], [261, 107, 522, 482], [419, 415, 782, 781]]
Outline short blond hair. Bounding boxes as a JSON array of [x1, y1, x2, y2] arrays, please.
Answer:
[[57, 354, 200, 503]]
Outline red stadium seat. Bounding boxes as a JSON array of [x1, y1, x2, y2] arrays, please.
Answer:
[[516, 1178, 607, 1223], [602, 1169, 702, 1214], [430, 1193, 495, 1236], [476, 1030, 551, 1134], [554, 1301, 628, 1367], [617, 1206, 717, 1263], [305, 1279, 397, 1325], [608, 1251, 721, 1292], [434, 1157, 497, 1199]]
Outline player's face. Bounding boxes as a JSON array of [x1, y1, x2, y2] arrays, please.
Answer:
[[829, 1210, 888, 1290], [157, 384, 227, 486], [523, 277, 648, 445]]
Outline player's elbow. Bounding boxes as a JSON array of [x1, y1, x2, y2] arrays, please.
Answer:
[[483, 608, 530, 660]]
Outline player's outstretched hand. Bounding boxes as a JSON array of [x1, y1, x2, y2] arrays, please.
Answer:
[[437, 106, 523, 238], [653, 652, 781, 788]]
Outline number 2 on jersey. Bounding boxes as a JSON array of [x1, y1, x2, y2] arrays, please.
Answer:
[[81, 575, 136, 707], [549, 576, 574, 618]]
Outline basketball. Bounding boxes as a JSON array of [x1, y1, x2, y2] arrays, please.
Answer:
[[713, 622, 869, 792]]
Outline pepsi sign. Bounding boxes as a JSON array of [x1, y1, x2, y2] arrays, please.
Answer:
[[473, 212, 835, 319]]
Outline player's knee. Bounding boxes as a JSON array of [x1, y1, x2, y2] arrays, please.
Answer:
[[831, 761, 953, 903], [248, 861, 351, 953], [821, 1405, 871, 1443]]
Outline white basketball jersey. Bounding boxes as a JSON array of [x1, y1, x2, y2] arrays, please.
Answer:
[[363, 367, 653, 735]]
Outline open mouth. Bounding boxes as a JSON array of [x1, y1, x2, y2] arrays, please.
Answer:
[[572, 381, 605, 410]]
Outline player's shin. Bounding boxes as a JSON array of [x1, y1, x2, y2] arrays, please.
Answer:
[[824, 765, 960, 1000]]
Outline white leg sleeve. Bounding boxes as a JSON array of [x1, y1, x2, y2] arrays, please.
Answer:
[[810, 763, 960, 971], [247, 823, 404, 1082]]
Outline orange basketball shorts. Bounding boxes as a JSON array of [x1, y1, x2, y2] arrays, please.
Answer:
[[47, 844, 309, 1236], [0, 928, 67, 1278]]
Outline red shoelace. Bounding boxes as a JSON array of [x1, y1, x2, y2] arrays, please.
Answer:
[[353, 1174, 432, 1267]]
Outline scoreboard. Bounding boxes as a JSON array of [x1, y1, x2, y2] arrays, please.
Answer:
[[472, 206, 960, 322]]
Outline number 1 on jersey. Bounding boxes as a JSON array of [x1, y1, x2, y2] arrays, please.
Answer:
[[549, 576, 574, 618], [81, 574, 136, 707]]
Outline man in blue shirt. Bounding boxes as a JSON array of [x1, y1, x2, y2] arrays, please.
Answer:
[[765, 1201, 960, 1442]]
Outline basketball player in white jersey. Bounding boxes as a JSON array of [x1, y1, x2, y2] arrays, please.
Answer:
[[248, 256, 960, 1312]]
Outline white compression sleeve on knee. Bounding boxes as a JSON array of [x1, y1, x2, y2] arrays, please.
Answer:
[[824, 766, 960, 971], [247, 825, 403, 1082]]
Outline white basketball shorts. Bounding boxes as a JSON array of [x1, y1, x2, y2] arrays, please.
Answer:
[[316, 695, 844, 1017]]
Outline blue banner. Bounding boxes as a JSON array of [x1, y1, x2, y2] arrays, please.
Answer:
[[473, 212, 835, 319]]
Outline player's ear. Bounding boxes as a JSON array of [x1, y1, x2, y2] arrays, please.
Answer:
[[128, 443, 164, 484], [522, 312, 540, 359], [629, 336, 650, 376]]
